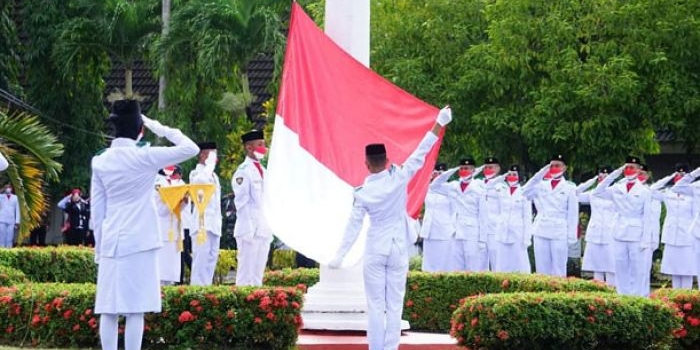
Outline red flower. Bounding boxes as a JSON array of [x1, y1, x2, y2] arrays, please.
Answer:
[[259, 296, 272, 310], [190, 299, 201, 307], [31, 314, 41, 327], [501, 279, 510, 289], [673, 328, 688, 338], [6, 326, 14, 334], [88, 317, 97, 329], [588, 305, 596, 312], [605, 309, 613, 316], [72, 324, 80, 332], [84, 309, 93, 316], [63, 309, 74, 319], [688, 317, 700, 327], [178, 311, 195, 323], [296, 283, 307, 293], [254, 317, 263, 324], [406, 300, 414, 307], [684, 303, 693, 311], [497, 330, 510, 340], [471, 318, 478, 328], [291, 301, 300, 309], [0, 295, 12, 305], [266, 312, 276, 321], [227, 310, 235, 319], [204, 322, 213, 331], [587, 316, 596, 323]]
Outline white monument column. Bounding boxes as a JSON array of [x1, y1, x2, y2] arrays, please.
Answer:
[[301, 0, 409, 331]]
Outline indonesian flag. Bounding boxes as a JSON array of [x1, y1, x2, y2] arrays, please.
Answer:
[[263, 3, 443, 264]]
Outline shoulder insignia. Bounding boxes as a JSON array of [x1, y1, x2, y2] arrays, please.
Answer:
[[136, 141, 150, 148], [235, 177, 244, 185], [95, 148, 107, 156]]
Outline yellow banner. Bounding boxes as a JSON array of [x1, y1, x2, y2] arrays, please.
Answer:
[[188, 184, 216, 245]]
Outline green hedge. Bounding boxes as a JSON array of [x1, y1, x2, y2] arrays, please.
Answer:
[[0, 247, 301, 284], [0, 283, 303, 349], [652, 289, 700, 349], [261, 268, 613, 332], [0, 265, 26, 286], [451, 292, 680, 350]]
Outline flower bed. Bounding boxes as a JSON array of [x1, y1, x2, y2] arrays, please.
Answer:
[[652, 288, 700, 349], [451, 292, 680, 350], [262, 268, 613, 332], [0, 283, 303, 349]]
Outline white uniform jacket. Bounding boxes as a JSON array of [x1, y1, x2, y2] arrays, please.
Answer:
[[592, 168, 653, 244], [578, 190, 617, 245], [653, 175, 698, 246], [672, 171, 700, 240], [481, 178, 508, 236], [335, 132, 438, 258], [189, 164, 222, 236], [90, 127, 199, 260], [498, 184, 532, 246], [232, 157, 272, 240], [430, 169, 486, 243], [419, 189, 455, 241], [522, 173, 578, 244], [0, 193, 20, 225]]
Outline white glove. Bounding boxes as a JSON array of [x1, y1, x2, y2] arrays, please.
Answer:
[[328, 256, 343, 269], [436, 106, 452, 126], [205, 150, 217, 167], [142, 115, 169, 138], [691, 167, 700, 178]]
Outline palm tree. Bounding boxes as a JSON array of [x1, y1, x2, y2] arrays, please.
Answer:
[[0, 108, 64, 242], [53, 0, 160, 98]]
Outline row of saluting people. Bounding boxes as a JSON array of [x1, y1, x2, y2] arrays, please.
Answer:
[[419, 155, 700, 296]]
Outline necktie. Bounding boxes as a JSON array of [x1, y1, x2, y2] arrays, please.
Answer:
[[460, 182, 469, 192], [551, 179, 560, 189], [510, 186, 517, 195], [254, 161, 264, 178], [626, 182, 634, 192]]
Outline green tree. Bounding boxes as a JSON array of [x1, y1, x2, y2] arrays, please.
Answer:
[[0, 0, 21, 95], [0, 108, 64, 241], [157, 0, 284, 186], [53, 0, 161, 98], [20, 0, 110, 193]]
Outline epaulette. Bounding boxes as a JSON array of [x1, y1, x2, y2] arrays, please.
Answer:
[[136, 141, 150, 147], [95, 148, 107, 156]]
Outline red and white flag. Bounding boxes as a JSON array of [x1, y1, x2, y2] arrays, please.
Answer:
[[264, 3, 443, 264]]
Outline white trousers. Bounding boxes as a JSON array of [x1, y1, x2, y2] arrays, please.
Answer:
[[533, 236, 568, 276], [421, 239, 452, 272], [0, 223, 14, 247], [487, 234, 498, 271], [639, 248, 654, 296], [364, 243, 408, 350], [190, 231, 220, 286], [451, 239, 488, 272], [614, 240, 642, 296], [235, 235, 271, 286]]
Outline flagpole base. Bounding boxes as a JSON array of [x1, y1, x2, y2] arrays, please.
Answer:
[[301, 264, 410, 331]]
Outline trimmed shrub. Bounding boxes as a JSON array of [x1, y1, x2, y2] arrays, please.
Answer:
[[271, 250, 296, 270], [0, 246, 96, 283], [0, 283, 303, 349], [451, 292, 680, 350], [259, 268, 613, 332], [0, 265, 26, 286], [652, 288, 700, 349]]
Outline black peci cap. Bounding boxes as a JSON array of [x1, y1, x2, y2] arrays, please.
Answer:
[[365, 143, 386, 156]]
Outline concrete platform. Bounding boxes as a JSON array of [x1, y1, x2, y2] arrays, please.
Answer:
[[297, 330, 460, 350]]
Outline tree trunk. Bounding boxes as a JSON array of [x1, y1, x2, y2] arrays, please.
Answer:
[[159, 0, 171, 110], [125, 68, 133, 98]]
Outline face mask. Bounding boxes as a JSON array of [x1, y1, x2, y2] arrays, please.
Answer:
[[458, 169, 472, 179], [163, 168, 175, 177], [253, 146, 268, 160], [637, 174, 648, 183], [483, 168, 497, 177], [548, 169, 564, 178], [506, 175, 519, 185], [598, 174, 608, 182], [623, 168, 638, 179], [674, 173, 684, 183]]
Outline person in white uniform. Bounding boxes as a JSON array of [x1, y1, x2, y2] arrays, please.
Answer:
[[637, 165, 660, 296], [430, 158, 487, 271], [155, 165, 187, 285], [673, 165, 700, 290], [481, 157, 507, 270], [91, 99, 198, 350], [489, 165, 532, 273], [651, 163, 697, 289], [577, 166, 617, 286], [329, 106, 452, 350], [522, 155, 578, 276], [592, 156, 653, 296], [189, 142, 222, 286], [0, 184, 20, 248], [232, 130, 273, 286], [419, 162, 456, 272]]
